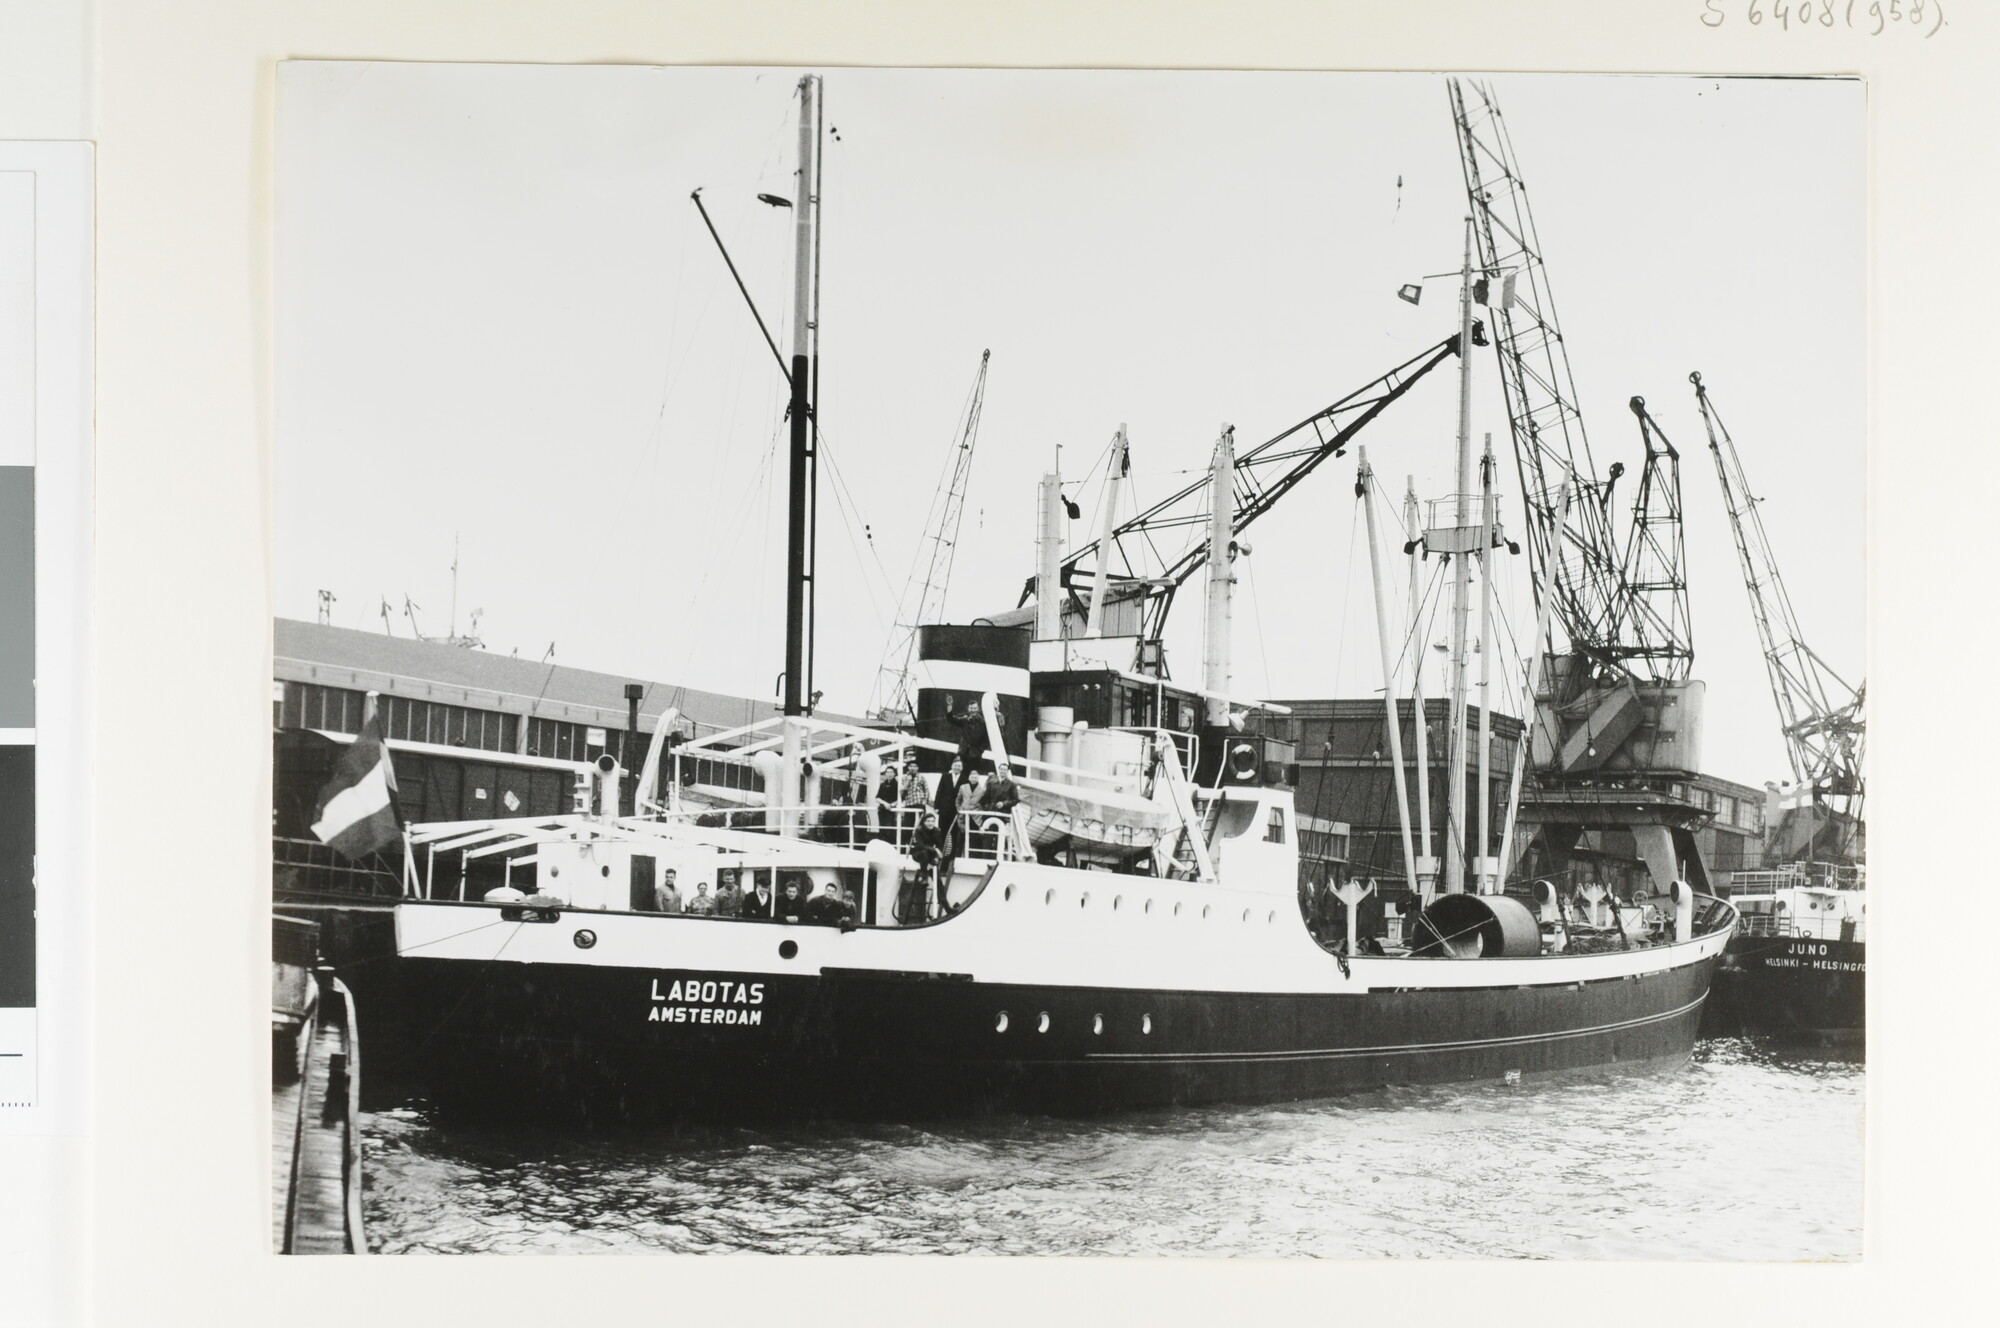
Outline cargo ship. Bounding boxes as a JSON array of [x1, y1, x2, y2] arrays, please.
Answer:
[[1704, 861, 1863, 1046], [377, 73, 1735, 1121]]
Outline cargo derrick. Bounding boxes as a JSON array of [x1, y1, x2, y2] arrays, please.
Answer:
[[1449, 78, 1709, 896], [1691, 371, 1863, 866], [1027, 335, 1461, 663]]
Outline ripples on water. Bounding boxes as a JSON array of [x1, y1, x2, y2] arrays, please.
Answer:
[[360, 1039, 1861, 1258]]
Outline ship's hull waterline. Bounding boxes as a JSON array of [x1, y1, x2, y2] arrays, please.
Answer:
[[392, 890, 1730, 1121], [1701, 934, 1864, 1047]]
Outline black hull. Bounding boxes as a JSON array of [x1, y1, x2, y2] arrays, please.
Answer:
[[394, 952, 1721, 1123], [1700, 935, 1864, 1047]]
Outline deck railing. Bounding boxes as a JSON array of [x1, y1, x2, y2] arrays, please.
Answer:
[[273, 836, 402, 898], [668, 803, 1030, 860]]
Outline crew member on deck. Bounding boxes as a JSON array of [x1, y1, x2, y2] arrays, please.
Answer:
[[777, 874, 807, 924], [980, 767, 1019, 813], [805, 880, 847, 925], [876, 760, 901, 836], [745, 873, 774, 920], [951, 700, 987, 773], [898, 755, 926, 840], [714, 869, 743, 918], [655, 868, 682, 914], [907, 811, 946, 922], [846, 745, 867, 806], [949, 768, 984, 907], [685, 880, 715, 915], [936, 759, 966, 908]]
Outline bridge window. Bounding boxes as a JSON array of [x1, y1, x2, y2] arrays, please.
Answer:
[[1265, 806, 1287, 844]]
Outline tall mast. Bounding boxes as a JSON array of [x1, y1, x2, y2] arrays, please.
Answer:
[[783, 73, 820, 720], [1085, 426, 1129, 638], [1035, 465, 1065, 640], [1359, 450, 1418, 897], [1444, 218, 1475, 895], [1201, 426, 1237, 729], [1405, 477, 1436, 901], [1476, 435, 1497, 893], [776, 74, 821, 836]]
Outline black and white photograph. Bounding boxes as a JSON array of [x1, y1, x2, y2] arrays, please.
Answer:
[[270, 63, 1863, 1258]]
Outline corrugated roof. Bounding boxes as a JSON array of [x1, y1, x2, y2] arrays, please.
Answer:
[[273, 619, 864, 734]]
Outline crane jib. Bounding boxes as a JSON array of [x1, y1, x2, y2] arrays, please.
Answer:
[[1057, 335, 1459, 644]]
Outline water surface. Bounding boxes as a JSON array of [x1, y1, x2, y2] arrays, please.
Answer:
[[360, 1038, 1861, 1258]]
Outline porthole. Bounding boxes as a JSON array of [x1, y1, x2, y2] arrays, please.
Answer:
[[1113, 895, 1122, 911], [995, 1010, 1010, 1033], [1045, 888, 1056, 906], [1241, 908, 1251, 923], [600, 865, 610, 878], [1080, 892, 1090, 909], [549, 865, 561, 878], [1037, 1011, 1051, 1034], [1144, 899, 1154, 915], [1202, 905, 1211, 920], [1141, 1014, 1153, 1035], [1092, 1014, 1104, 1035], [778, 939, 799, 960], [1173, 902, 1182, 918], [1267, 910, 1276, 924], [1004, 884, 1015, 902], [572, 929, 597, 950]]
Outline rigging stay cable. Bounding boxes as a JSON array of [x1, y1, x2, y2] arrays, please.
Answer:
[[1244, 555, 1275, 700], [815, 434, 897, 639], [1304, 492, 1368, 856], [669, 413, 788, 700]]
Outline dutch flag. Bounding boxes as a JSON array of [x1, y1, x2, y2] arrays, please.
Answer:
[[310, 694, 402, 860]]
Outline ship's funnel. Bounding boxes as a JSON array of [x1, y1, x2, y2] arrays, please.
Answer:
[[913, 623, 1030, 775]]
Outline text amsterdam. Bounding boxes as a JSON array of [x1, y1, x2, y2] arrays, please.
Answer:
[[649, 976, 766, 1024]]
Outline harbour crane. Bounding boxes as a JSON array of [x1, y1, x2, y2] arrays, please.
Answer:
[[1691, 371, 1864, 862], [870, 349, 992, 721], [1619, 395, 1696, 680], [1448, 77, 1695, 694], [1448, 76, 1705, 895]]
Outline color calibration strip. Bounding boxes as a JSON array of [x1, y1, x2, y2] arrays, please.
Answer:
[[0, 165, 36, 1105], [2, 147, 90, 1120]]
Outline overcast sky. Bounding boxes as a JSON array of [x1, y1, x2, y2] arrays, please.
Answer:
[[276, 64, 1863, 788]]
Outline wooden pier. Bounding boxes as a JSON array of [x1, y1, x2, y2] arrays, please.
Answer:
[[272, 956, 366, 1255]]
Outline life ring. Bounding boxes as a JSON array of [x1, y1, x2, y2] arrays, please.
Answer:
[[1229, 744, 1259, 781]]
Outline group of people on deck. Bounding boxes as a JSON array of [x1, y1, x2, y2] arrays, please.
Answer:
[[652, 720, 1027, 927], [896, 749, 1022, 924], [651, 865, 859, 926]]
